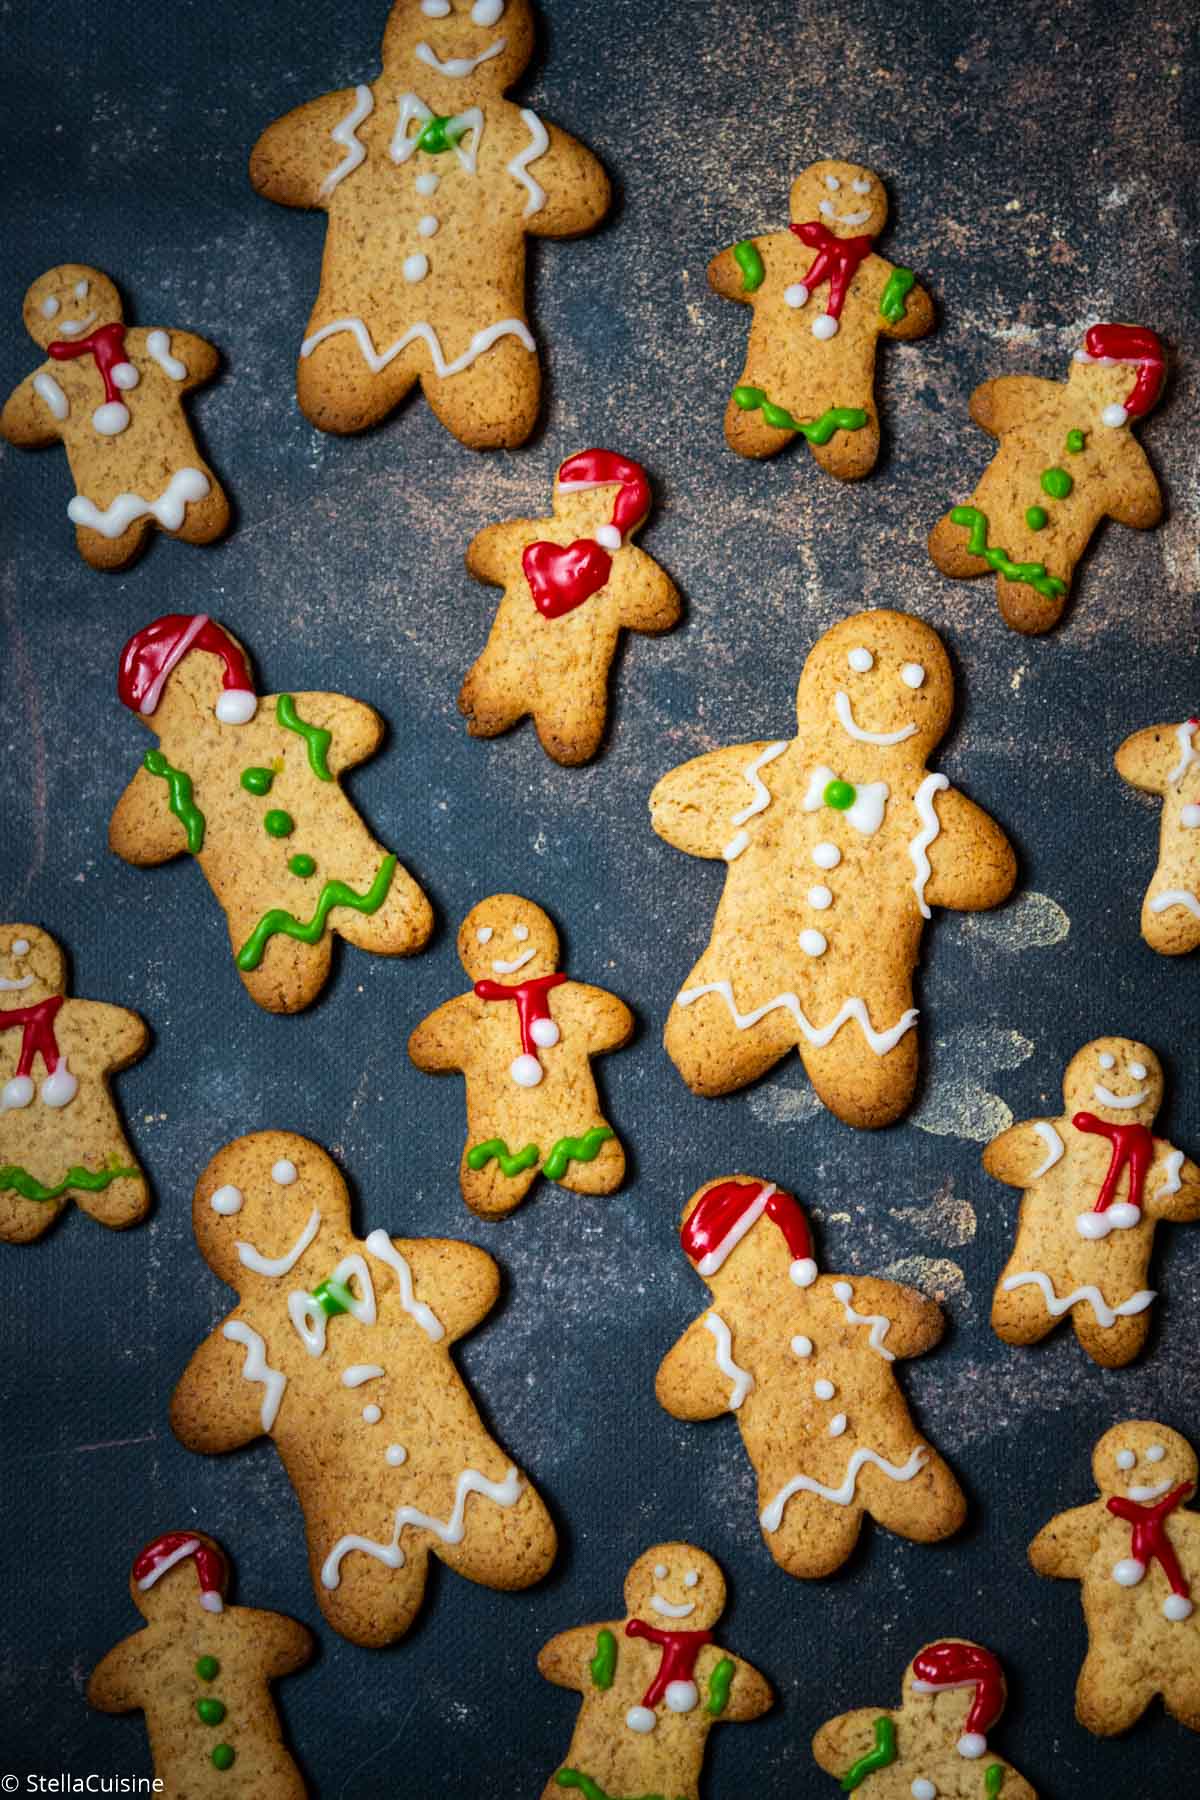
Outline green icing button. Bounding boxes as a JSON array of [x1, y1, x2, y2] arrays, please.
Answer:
[[264, 810, 294, 838], [1025, 505, 1048, 531], [289, 854, 316, 878], [195, 1656, 219, 1682], [1041, 466, 1072, 499], [824, 779, 855, 811], [211, 1745, 235, 1772], [196, 1698, 226, 1726], [241, 768, 274, 796], [1066, 428, 1086, 453]]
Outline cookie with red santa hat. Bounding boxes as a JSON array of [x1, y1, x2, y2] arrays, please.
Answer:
[[108, 612, 432, 1012]]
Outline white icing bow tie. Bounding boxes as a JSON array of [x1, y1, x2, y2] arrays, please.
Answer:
[[392, 94, 484, 175], [802, 765, 889, 835]]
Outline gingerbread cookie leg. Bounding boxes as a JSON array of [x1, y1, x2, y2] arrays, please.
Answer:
[[1076, 1649, 1157, 1737], [763, 1487, 866, 1580], [313, 1537, 432, 1648], [799, 1024, 919, 1130], [1072, 1308, 1152, 1370], [990, 1275, 1060, 1347], [296, 338, 421, 435], [421, 334, 540, 452], [664, 987, 797, 1098]]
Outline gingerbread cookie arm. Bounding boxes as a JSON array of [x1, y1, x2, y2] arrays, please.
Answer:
[[465, 519, 522, 586], [811, 1706, 891, 1778], [284, 691, 384, 776], [255, 1610, 314, 1679], [700, 1645, 772, 1721], [983, 1119, 1061, 1186], [522, 123, 610, 238], [615, 547, 682, 635], [1028, 1501, 1102, 1578], [650, 743, 779, 859], [388, 1237, 499, 1342], [707, 240, 762, 305], [249, 89, 363, 210], [124, 326, 220, 392], [836, 1274, 946, 1358], [920, 787, 1017, 912], [1115, 724, 1181, 795], [538, 1622, 606, 1692], [655, 1314, 738, 1419], [1104, 436, 1162, 528], [407, 995, 473, 1076], [69, 999, 150, 1069], [870, 258, 934, 342], [87, 1637, 142, 1714], [0, 370, 61, 447], [968, 374, 1057, 437], [559, 982, 635, 1054], [171, 1325, 273, 1453], [1145, 1147, 1200, 1222], [109, 766, 190, 866]]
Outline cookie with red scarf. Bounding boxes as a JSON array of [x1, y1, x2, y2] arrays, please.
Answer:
[[0, 924, 149, 1245], [459, 451, 681, 765], [984, 1037, 1200, 1368], [0, 264, 229, 571], [1029, 1422, 1200, 1736], [929, 322, 1166, 632], [408, 894, 632, 1216], [1115, 714, 1200, 956], [708, 159, 934, 481], [812, 1639, 1038, 1796], [538, 1543, 772, 1800]]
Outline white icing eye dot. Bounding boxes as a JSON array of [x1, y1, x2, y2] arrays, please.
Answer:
[[74, 279, 89, 299], [210, 1184, 244, 1216], [1098, 1051, 1115, 1070], [900, 662, 926, 688], [271, 1160, 298, 1186], [847, 647, 874, 672], [653, 1563, 667, 1579], [421, 0, 451, 14], [683, 1570, 699, 1588], [512, 924, 529, 941], [10, 939, 29, 956], [1129, 1061, 1147, 1080], [471, 0, 505, 21], [476, 926, 494, 944], [1146, 1444, 1166, 1462], [1115, 1448, 1136, 1470], [852, 178, 872, 194], [40, 296, 60, 319], [825, 174, 841, 190]]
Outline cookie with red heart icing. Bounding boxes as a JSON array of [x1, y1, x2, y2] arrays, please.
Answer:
[[459, 451, 680, 764], [1115, 715, 1200, 955]]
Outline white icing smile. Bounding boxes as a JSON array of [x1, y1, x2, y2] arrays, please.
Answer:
[[53, 310, 98, 338], [414, 37, 505, 77], [649, 1593, 695, 1619], [1092, 1082, 1150, 1110], [818, 201, 872, 227], [236, 1206, 321, 1276], [0, 974, 34, 992], [1127, 1478, 1173, 1503], [834, 689, 917, 746], [491, 946, 535, 975]]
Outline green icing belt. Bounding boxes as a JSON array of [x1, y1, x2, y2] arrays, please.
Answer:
[[235, 854, 396, 971], [144, 749, 205, 853], [949, 506, 1067, 601], [467, 1127, 614, 1182], [1, 1163, 138, 1203], [706, 1655, 735, 1716], [841, 1716, 897, 1791], [732, 388, 868, 443], [277, 694, 333, 781], [733, 240, 765, 292], [556, 1774, 685, 1800], [467, 1139, 539, 1177], [879, 266, 916, 322]]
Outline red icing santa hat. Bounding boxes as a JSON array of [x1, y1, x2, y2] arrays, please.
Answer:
[[681, 1179, 817, 1287], [132, 1533, 226, 1613], [118, 614, 257, 724], [911, 1641, 1005, 1759], [1075, 323, 1165, 425], [523, 451, 652, 620], [554, 450, 652, 547]]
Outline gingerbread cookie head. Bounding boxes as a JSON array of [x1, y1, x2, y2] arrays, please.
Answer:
[[22, 265, 123, 353], [0, 925, 66, 1010], [1062, 1036, 1163, 1129], [1069, 323, 1166, 428], [129, 1532, 229, 1625], [1093, 1421, 1197, 1508], [796, 609, 952, 763], [458, 895, 560, 985], [548, 450, 653, 542], [902, 1639, 1008, 1761], [788, 159, 889, 240], [680, 1177, 818, 1301], [195, 1131, 345, 1291], [623, 1544, 727, 1633], [118, 614, 259, 735], [380, 0, 536, 98]]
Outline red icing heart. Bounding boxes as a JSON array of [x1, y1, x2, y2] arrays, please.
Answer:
[[522, 538, 613, 619]]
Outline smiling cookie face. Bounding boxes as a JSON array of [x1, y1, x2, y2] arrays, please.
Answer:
[[796, 610, 952, 761], [458, 895, 560, 984], [23, 265, 122, 353], [1093, 1422, 1197, 1503], [789, 160, 888, 239], [381, 0, 535, 96], [624, 1544, 725, 1631], [1063, 1038, 1163, 1126], [194, 1132, 346, 1289], [0, 924, 66, 1008]]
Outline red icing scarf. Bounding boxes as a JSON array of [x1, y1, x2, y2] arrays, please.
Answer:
[[48, 322, 128, 405], [788, 221, 874, 319], [1072, 1113, 1154, 1216], [0, 995, 64, 1076], [473, 973, 565, 1056], [1106, 1482, 1194, 1599], [625, 1619, 713, 1707]]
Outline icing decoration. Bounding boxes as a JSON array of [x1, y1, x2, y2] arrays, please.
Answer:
[[910, 1641, 1004, 1759], [706, 1656, 735, 1717], [879, 267, 916, 323], [909, 773, 949, 919], [1025, 506, 1047, 531], [196, 1657, 219, 1681], [413, 38, 506, 80], [1155, 1149, 1184, 1199], [196, 1699, 225, 1725], [145, 330, 187, 380], [1000, 1271, 1155, 1327], [829, 1413, 848, 1437], [1106, 1481, 1194, 1619], [554, 1777, 675, 1800], [144, 749, 205, 853], [34, 372, 69, 419], [912, 1782, 936, 1800], [733, 241, 765, 292], [787, 220, 874, 322], [68, 468, 210, 539], [948, 507, 1067, 601], [277, 693, 333, 781], [1030, 1122, 1064, 1178], [1076, 323, 1165, 420], [210, 1185, 243, 1215], [840, 1717, 897, 1791], [0, 995, 77, 1112], [133, 1534, 225, 1612], [342, 1365, 384, 1387], [211, 1747, 235, 1771], [320, 1465, 522, 1586], [1149, 889, 1200, 919], [118, 615, 254, 721], [241, 768, 274, 796], [507, 109, 549, 216], [466, 1138, 540, 1176], [590, 1629, 617, 1690], [0, 1162, 136, 1203], [322, 84, 375, 196], [723, 741, 789, 860], [49, 321, 134, 433], [761, 1445, 928, 1525], [834, 690, 918, 747], [289, 855, 316, 878], [365, 1228, 445, 1340], [802, 766, 889, 835], [1072, 1113, 1153, 1237], [300, 315, 534, 378], [542, 1127, 614, 1182], [831, 1281, 895, 1360], [391, 94, 482, 169], [223, 1320, 287, 1430], [1041, 467, 1072, 499], [288, 1255, 376, 1355], [237, 1208, 320, 1277], [798, 929, 827, 957], [624, 1618, 713, 1721], [235, 855, 397, 971], [682, 1180, 816, 1286], [264, 810, 294, 838], [1167, 718, 1199, 785], [986, 1769, 1003, 1799], [677, 980, 918, 1056], [705, 1311, 754, 1408], [523, 452, 652, 619], [473, 970, 566, 1085], [1066, 429, 1086, 452], [731, 386, 868, 441], [900, 664, 925, 689], [848, 648, 875, 673]]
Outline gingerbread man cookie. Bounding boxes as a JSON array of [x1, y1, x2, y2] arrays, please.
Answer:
[[984, 1038, 1200, 1368], [0, 265, 228, 571], [250, 0, 610, 447], [812, 1640, 1037, 1797], [88, 1533, 311, 1794], [538, 1543, 771, 1800], [459, 451, 681, 765], [1029, 1422, 1200, 1735], [109, 613, 432, 1013], [929, 323, 1165, 632], [708, 159, 934, 480], [1, 925, 149, 1246], [1116, 714, 1200, 954], [409, 895, 632, 1216], [171, 1132, 556, 1647], [650, 609, 1016, 1128], [655, 1177, 965, 1580]]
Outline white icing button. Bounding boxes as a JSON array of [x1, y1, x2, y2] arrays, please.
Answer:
[[403, 254, 429, 284], [215, 690, 257, 725], [790, 1257, 818, 1288], [11, 939, 29, 956], [814, 1379, 835, 1400], [1182, 804, 1200, 828], [1113, 1557, 1145, 1587], [828, 1412, 848, 1436], [41, 1065, 78, 1108], [476, 926, 493, 944], [807, 884, 833, 910], [1098, 1051, 1115, 1070], [510, 1054, 543, 1087], [1102, 403, 1129, 427], [1115, 1449, 1136, 1470], [812, 842, 841, 870], [385, 1444, 407, 1467], [847, 647, 874, 672], [418, 214, 439, 237], [111, 361, 139, 390], [625, 1706, 656, 1735], [1, 1076, 35, 1110], [900, 662, 926, 688], [790, 1335, 813, 1357], [799, 929, 827, 957], [594, 524, 622, 551], [912, 1783, 937, 1800], [1164, 1594, 1194, 1621], [513, 925, 530, 941], [783, 282, 809, 308], [529, 1017, 560, 1048], [415, 171, 439, 195], [812, 314, 839, 340], [210, 1184, 244, 1216], [1146, 1444, 1166, 1462], [664, 1680, 699, 1714], [272, 1160, 298, 1186], [362, 1404, 382, 1424], [40, 296, 60, 318], [1129, 1060, 1147, 1079], [92, 401, 130, 435]]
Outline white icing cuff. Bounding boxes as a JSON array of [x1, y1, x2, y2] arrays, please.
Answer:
[[1102, 403, 1128, 427], [957, 1733, 986, 1760], [594, 524, 622, 551], [92, 401, 130, 435], [41, 1064, 78, 1108], [664, 1680, 699, 1713], [784, 283, 809, 308], [790, 1257, 818, 1288], [112, 361, 139, 390], [1164, 1594, 1194, 1621], [199, 1592, 224, 1613], [1112, 1557, 1145, 1587], [529, 1017, 559, 1048], [215, 690, 257, 725], [2, 1076, 35, 1110], [812, 314, 839, 340], [510, 1053, 543, 1088], [625, 1706, 656, 1734]]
